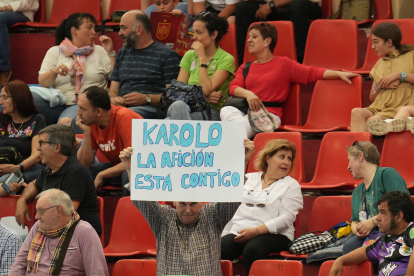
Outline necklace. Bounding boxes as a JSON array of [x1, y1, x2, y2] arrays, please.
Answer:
[[11, 119, 26, 132]]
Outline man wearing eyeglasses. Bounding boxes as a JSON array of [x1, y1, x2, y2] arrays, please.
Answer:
[[9, 189, 108, 276], [14, 124, 102, 237]]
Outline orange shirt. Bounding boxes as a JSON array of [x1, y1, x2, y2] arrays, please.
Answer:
[[90, 105, 142, 165]]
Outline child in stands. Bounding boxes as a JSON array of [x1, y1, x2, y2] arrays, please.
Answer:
[[144, 0, 189, 18]]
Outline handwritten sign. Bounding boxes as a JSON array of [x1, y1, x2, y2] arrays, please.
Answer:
[[131, 120, 245, 202]]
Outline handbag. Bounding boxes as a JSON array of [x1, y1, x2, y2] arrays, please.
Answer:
[[329, 0, 375, 22], [223, 61, 283, 113], [157, 79, 211, 120], [0, 147, 23, 165], [288, 231, 335, 255]]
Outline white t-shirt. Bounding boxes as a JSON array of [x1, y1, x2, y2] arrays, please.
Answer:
[[193, 0, 240, 12], [221, 172, 303, 241], [0, 0, 38, 21], [39, 45, 112, 105]]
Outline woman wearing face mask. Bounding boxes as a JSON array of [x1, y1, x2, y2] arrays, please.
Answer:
[[342, 141, 409, 254], [220, 22, 359, 138], [351, 22, 414, 135], [36, 13, 114, 133], [221, 139, 303, 275]]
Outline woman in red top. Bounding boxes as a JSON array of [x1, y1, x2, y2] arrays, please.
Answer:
[[220, 22, 358, 138]]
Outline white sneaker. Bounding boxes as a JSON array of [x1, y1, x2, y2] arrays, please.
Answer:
[[366, 118, 406, 136], [406, 117, 414, 134]]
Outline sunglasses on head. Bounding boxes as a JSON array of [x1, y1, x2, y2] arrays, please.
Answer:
[[352, 140, 367, 159]]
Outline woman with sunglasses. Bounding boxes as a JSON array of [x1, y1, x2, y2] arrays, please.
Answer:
[[166, 12, 235, 121], [343, 141, 409, 254], [221, 139, 302, 275], [350, 22, 414, 135], [220, 22, 358, 138], [0, 80, 46, 196]]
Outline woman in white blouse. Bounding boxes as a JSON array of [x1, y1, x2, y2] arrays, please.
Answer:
[[221, 139, 303, 275], [0, 0, 38, 82]]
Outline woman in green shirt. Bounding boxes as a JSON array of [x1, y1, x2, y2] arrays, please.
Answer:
[[343, 141, 409, 254], [166, 12, 236, 121]]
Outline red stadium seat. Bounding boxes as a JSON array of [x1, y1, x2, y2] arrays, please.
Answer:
[[218, 23, 238, 68], [26, 0, 102, 28], [350, 19, 414, 74], [300, 132, 372, 189], [320, 0, 332, 19], [357, 0, 392, 25], [279, 83, 301, 128], [303, 20, 359, 70], [104, 197, 156, 257], [112, 259, 233, 276], [318, 260, 373, 276], [282, 77, 363, 133], [247, 132, 305, 183], [249, 260, 303, 276], [281, 196, 353, 259], [10, 0, 46, 27], [0, 195, 36, 230], [97, 196, 104, 246], [243, 21, 297, 63], [380, 131, 414, 189], [104, 0, 141, 27]]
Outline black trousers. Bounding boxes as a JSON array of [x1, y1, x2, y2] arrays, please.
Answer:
[[235, 0, 322, 64], [221, 233, 291, 274]]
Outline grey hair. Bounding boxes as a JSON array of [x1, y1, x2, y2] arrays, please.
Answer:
[[36, 189, 74, 215], [38, 124, 76, 156]]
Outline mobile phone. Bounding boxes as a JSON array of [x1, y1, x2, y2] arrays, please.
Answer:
[[1, 169, 23, 193]]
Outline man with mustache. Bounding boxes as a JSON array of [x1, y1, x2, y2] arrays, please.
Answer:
[[108, 10, 180, 119], [330, 191, 414, 276]]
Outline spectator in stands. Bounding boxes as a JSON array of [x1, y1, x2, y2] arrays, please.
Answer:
[[9, 189, 108, 276], [235, 0, 321, 65], [342, 141, 409, 255], [14, 124, 102, 236], [350, 22, 414, 136], [220, 23, 359, 138], [0, 222, 22, 275], [0, 80, 46, 194], [166, 12, 235, 121], [76, 86, 142, 194], [330, 191, 414, 276], [192, 0, 238, 23], [221, 139, 302, 275], [0, 0, 38, 82], [36, 13, 115, 133], [109, 10, 180, 119], [143, 0, 188, 18], [118, 138, 254, 275]]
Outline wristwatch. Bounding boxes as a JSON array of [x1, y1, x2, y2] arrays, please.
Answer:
[[19, 163, 24, 172], [200, 64, 208, 68], [400, 71, 407, 82], [145, 94, 152, 105], [265, 0, 276, 11], [108, 51, 117, 57]]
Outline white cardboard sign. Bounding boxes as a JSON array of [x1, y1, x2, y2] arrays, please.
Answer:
[[131, 120, 245, 202]]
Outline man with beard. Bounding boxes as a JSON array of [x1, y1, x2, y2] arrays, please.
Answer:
[[330, 191, 414, 276], [108, 10, 180, 119]]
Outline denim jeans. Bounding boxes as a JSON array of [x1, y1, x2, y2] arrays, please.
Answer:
[[0, 12, 30, 71], [88, 162, 129, 187], [145, 3, 188, 18], [0, 163, 44, 184], [32, 92, 83, 133], [127, 105, 159, 119], [165, 101, 220, 121], [342, 234, 364, 254]]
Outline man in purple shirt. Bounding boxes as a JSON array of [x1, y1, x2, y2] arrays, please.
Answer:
[[9, 189, 108, 276], [330, 191, 414, 276]]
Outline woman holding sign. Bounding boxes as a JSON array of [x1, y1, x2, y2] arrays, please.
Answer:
[[220, 22, 359, 138], [221, 139, 303, 275], [166, 12, 236, 121]]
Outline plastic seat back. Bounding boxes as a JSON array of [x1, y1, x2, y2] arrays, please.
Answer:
[[221, 260, 233, 276], [112, 259, 156, 276], [243, 21, 297, 63], [380, 131, 414, 189], [304, 132, 372, 189], [308, 196, 353, 232], [280, 83, 301, 127], [218, 23, 238, 68], [353, 19, 414, 73], [318, 260, 373, 276], [97, 196, 104, 246], [303, 20, 358, 70], [284, 77, 363, 132], [247, 132, 304, 183], [249, 260, 303, 276], [0, 195, 36, 230], [320, 0, 332, 19], [104, 197, 156, 256]]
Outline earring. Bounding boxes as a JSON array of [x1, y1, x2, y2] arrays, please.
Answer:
[[265, 44, 267, 47]]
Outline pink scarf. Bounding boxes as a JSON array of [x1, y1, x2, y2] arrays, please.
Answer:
[[59, 38, 95, 103]]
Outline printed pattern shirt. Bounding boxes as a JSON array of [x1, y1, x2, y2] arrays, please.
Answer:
[[0, 223, 22, 275]]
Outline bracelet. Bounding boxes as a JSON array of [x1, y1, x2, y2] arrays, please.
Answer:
[[19, 163, 24, 172], [371, 218, 376, 226], [256, 226, 262, 236], [108, 51, 117, 57], [255, 227, 260, 236]]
